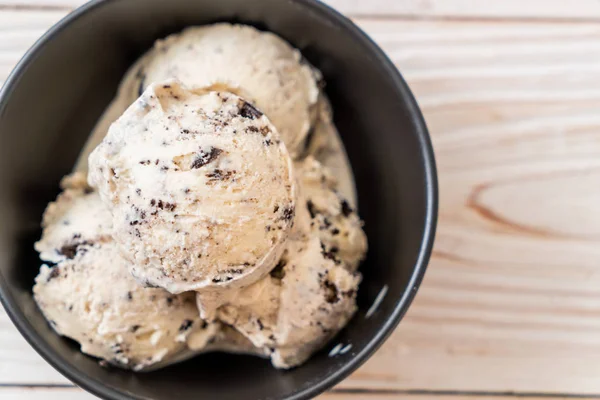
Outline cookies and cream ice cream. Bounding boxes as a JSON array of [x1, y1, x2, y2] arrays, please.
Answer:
[[89, 82, 296, 293], [34, 23, 367, 371], [33, 175, 218, 371]]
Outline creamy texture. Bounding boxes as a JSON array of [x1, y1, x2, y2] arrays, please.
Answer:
[[73, 25, 356, 206], [296, 156, 367, 271], [215, 235, 361, 369], [197, 159, 366, 368], [207, 324, 270, 358], [139, 24, 319, 158], [76, 23, 319, 164], [33, 175, 218, 371], [89, 82, 296, 293]]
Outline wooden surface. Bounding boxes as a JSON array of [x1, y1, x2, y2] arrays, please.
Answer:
[[2, 1, 600, 399]]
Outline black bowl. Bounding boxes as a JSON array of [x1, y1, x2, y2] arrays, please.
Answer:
[[0, 0, 437, 399]]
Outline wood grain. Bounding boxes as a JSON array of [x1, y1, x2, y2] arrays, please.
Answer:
[[4, 388, 600, 400], [2, 5, 600, 400], [2, 0, 600, 20], [0, 387, 91, 400], [3, 386, 600, 400]]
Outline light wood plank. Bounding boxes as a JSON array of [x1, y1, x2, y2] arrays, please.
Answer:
[[0, 10, 66, 80], [0, 310, 70, 384], [2, 0, 600, 20], [3, 7, 600, 397], [3, 387, 600, 400], [0, 387, 94, 400], [323, 394, 600, 400], [336, 18, 600, 394]]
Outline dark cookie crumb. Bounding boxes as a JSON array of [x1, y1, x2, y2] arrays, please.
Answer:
[[179, 319, 194, 332], [211, 275, 233, 283], [331, 228, 340, 236], [225, 268, 244, 274], [257, 319, 264, 330], [317, 77, 326, 90], [320, 217, 332, 230], [239, 101, 263, 119], [126, 292, 133, 301], [200, 320, 208, 329], [131, 325, 141, 333], [246, 126, 259, 133], [135, 188, 141, 195], [59, 241, 89, 259], [191, 147, 223, 169], [206, 169, 235, 183], [340, 199, 353, 217], [307, 200, 317, 219], [323, 280, 339, 303], [111, 343, 124, 354], [320, 242, 341, 265], [260, 126, 270, 136], [83, 187, 94, 195], [152, 199, 176, 211], [280, 205, 295, 222]]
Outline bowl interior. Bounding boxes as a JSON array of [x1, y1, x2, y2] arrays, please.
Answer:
[[0, 0, 436, 399]]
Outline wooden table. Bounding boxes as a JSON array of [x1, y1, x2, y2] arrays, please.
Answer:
[[3, 0, 600, 398]]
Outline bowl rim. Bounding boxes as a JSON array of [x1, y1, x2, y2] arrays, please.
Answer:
[[0, 0, 438, 399]]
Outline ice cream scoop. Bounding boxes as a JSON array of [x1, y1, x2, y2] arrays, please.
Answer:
[[198, 159, 366, 368], [135, 23, 320, 158], [88, 81, 296, 294], [214, 235, 361, 369], [33, 175, 218, 371]]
